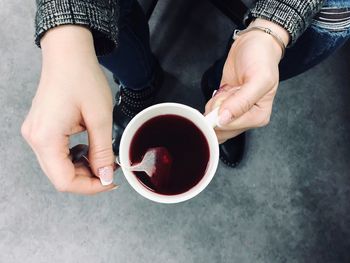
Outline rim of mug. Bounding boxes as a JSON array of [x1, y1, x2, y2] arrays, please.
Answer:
[[119, 103, 219, 203]]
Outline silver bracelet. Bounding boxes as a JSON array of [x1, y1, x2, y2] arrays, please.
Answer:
[[232, 26, 286, 59]]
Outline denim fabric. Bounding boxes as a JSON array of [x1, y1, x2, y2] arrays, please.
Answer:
[[325, 0, 350, 7], [279, 0, 350, 80], [98, 0, 156, 90]]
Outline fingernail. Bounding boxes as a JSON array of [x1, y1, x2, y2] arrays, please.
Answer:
[[212, 90, 218, 97], [98, 166, 114, 186], [107, 185, 119, 192], [219, 109, 232, 126]]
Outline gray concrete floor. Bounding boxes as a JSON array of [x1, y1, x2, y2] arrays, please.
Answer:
[[1, 0, 350, 262]]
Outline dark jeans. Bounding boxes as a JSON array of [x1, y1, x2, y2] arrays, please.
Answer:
[[98, 0, 156, 90], [98, 0, 350, 90]]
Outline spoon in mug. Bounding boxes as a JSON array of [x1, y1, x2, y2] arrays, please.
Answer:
[[116, 147, 173, 189], [70, 144, 173, 189]]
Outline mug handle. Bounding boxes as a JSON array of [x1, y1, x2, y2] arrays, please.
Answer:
[[205, 107, 220, 128]]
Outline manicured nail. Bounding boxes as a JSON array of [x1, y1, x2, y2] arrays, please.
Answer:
[[98, 166, 114, 186], [219, 109, 232, 126]]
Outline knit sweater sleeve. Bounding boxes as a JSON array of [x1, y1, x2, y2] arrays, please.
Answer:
[[35, 0, 119, 56], [248, 0, 325, 45]]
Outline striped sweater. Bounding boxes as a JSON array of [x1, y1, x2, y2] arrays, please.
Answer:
[[35, 0, 325, 55]]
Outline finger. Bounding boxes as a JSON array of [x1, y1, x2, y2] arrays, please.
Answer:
[[218, 87, 276, 130], [215, 128, 246, 144], [35, 139, 116, 194], [85, 113, 115, 186], [218, 76, 273, 126], [217, 104, 271, 131], [68, 165, 118, 195], [204, 85, 241, 115]]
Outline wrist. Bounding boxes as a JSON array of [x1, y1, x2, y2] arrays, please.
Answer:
[[41, 25, 98, 67], [249, 18, 290, 47], [235, 18, 290, 60]]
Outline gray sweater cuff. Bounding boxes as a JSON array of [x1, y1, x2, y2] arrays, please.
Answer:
[[35, 0, 118, 56], [248, 0, 324, 45]]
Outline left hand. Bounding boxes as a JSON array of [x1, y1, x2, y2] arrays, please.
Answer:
[[205, 19, 290, 144]]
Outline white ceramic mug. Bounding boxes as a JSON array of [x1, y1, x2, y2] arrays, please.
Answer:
[[119, 103, 220, 203]]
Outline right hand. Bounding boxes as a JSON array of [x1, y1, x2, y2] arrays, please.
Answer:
[[205, 19, 290, 144], [21, 25, 117, 194]]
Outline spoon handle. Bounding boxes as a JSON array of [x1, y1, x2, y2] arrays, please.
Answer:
[[128, 163, 145, 172], [115, 156, 145, 172]]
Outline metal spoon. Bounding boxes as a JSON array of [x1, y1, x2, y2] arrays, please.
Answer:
[[116, 147, 172, 178]]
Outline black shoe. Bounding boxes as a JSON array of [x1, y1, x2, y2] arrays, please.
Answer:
[[201, 64, 245, 168], [218, 133, 245, 167], [112, 61, 164, 155]]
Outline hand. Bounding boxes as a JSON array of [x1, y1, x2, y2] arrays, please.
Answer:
[[21, 26, 116, 194], [205, 19, 290, 143]]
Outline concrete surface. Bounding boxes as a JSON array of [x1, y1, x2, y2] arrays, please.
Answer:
[[0, 0, 350, 262]]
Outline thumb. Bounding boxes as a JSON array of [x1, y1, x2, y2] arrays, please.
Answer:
[[218, 79, 267, 126], [86, 118, 115, 186]]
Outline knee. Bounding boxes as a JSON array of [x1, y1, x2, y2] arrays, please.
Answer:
[[311, 3, 350, 39]]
